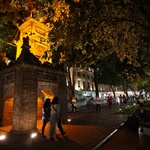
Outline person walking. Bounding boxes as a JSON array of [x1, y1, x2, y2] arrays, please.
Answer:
[[57, 114, 66, 136], [42, 98, 51, 136], [137, 103, 146, 132], [49, 96, 66, 141], [95, 96, 101, 112], [119, 94, 123, 109], [107, 96, 112, 109], [71, 97, 77, 113], [123, 95, 127, 108]]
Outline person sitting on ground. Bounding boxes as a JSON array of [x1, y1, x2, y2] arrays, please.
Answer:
[[136, 102, 146, 132]]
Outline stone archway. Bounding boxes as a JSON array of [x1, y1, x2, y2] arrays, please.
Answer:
[[0, 64, 67, 135], [3, 98, 14, 126]]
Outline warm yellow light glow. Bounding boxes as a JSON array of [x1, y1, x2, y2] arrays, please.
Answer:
[[31, 132, 37, 138], [0, 135, 6, 140], [16, 17, 52, 64], [74, 0, 80, 3], [51, 0, 70, 22]]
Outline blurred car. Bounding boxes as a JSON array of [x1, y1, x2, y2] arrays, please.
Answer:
[[86, 98, 95, 106]]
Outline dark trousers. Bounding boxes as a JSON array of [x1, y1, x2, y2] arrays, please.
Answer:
[[42, 120, 48, 135], [108, 102, 112, 109], [96, 104, 101, 112], [71, 105, 77, 113], [57, 118, 64, 134]]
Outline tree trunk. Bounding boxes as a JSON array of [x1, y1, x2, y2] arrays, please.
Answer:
[[123, 82, 129, 98], [129, 86, 136, 96], [110, 85, 116, 98], [67, 65, 76, 101], [94, 67, 99, 97]]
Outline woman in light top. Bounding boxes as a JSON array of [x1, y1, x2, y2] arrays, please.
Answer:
[[49, 96, 66, 141]]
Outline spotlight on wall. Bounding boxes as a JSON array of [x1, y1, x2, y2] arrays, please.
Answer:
[[31, 132, 37, 138], [0, 134, 6, 140]]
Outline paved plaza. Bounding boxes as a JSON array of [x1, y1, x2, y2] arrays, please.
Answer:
[[0, 103, 150, 150]]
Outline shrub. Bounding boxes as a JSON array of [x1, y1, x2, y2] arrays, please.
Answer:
[[115, 105, 137, 115]]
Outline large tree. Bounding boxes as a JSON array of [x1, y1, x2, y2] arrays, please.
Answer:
[[0, 0, 149, 99]]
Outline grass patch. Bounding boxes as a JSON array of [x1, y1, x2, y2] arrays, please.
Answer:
[[116, 100, 150, 114], [115, 105, 136, 115]]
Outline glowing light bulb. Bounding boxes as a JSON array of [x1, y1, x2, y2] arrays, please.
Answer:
[[0, 135, 6, 140], [68, 119, 71, 122], [31, 133, 37, 138]]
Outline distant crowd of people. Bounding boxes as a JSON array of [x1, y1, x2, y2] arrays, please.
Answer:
[[118, 94, 148, 108]]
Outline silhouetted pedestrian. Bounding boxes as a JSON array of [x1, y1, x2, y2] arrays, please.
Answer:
[[137, 103, 146, 132], [123, 95, 127, 108], [71, 97, 77, 113], [119, 94, 123, 109], [57, 114, 66, 136], [42, 98, 51, 136], [107, 96, 112, 109]]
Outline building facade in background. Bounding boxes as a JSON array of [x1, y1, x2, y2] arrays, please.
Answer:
[[74, 67, 133, 101]]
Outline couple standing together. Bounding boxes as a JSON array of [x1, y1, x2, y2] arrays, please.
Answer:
[[42, 96, 66, 141]]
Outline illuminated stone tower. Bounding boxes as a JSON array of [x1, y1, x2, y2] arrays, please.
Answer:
[[16, 17, 52, 63]]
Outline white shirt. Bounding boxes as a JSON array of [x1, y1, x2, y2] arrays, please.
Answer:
[[95, 97, 101, 104], [72, 98, 76, 106], [51, 104, 60, 115]]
